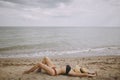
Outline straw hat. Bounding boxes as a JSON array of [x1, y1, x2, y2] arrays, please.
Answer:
[[74, 65, 89, 73], [73, 65, 81, 73]]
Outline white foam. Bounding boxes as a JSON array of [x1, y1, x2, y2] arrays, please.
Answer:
[[0, 47, 120, 58]]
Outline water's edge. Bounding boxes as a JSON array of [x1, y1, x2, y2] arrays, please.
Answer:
[[0, 46, 120, 58]]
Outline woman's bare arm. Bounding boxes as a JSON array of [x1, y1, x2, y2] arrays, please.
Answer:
[[68, 69, 96, 77]]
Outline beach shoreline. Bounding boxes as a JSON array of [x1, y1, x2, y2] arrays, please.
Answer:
[[0, 55, 120, 80], [0, 46, 120, 58]]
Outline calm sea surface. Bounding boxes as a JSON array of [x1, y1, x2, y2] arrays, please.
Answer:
[[0, 27, 120, 58]]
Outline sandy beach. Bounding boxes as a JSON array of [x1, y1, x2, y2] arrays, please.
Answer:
[[0, 55, 120, 80]]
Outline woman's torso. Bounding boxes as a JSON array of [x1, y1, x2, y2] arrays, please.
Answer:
[[55, 66, 66, 75]]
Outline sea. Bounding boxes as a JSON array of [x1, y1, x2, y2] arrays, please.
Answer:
[[0, 27, 120, 58]]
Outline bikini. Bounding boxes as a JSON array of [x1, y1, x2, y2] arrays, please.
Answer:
[[52, 65, 71, 76], [52, 67, 57, 76], [65, 65, 71, 75]]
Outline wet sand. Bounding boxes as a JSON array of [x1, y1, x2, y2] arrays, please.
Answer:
[[0, 55, 120, 80]]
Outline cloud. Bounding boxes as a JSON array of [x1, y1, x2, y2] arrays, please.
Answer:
[[0, 0, 120, 26], [0, 0, 73, 19], [0, 0, 72, 8]]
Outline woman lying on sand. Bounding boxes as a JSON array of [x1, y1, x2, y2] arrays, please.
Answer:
[[23, 57, 97, 77]]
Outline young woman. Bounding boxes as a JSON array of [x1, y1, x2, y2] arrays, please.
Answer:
[[23, 57, 97, 77]]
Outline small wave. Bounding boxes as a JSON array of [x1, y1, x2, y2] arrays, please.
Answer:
[[0, 45, 35, 51], [0, 42, 71, 52], [0, 46, 120, 58]]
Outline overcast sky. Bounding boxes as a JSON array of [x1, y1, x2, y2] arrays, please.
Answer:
[[0, 0, 120, 26]]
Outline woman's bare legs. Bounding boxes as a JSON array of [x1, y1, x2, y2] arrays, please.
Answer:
[[23, 62, 55, 76], [42, 56, 55, 67], [23, 63, 40, 74], [23, 57, 55, 75], [37, 56, 55, 72]]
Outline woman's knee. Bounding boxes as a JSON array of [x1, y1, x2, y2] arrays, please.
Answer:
[[38, 62, 55, 76], [36, 63, 43, 67], [44, 56, 49, 61]]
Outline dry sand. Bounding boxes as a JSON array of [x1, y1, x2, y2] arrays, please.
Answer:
[[0, 55, 120, 80]]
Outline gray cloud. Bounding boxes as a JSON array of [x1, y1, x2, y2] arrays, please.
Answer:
[[0, 0, 71, 8], [0, 0, 120, 26]]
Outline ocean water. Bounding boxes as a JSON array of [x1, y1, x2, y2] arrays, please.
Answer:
[[0, 27, 120, 58]]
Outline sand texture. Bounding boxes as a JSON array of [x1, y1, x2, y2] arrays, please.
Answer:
[[0, 56, 120, 80]]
